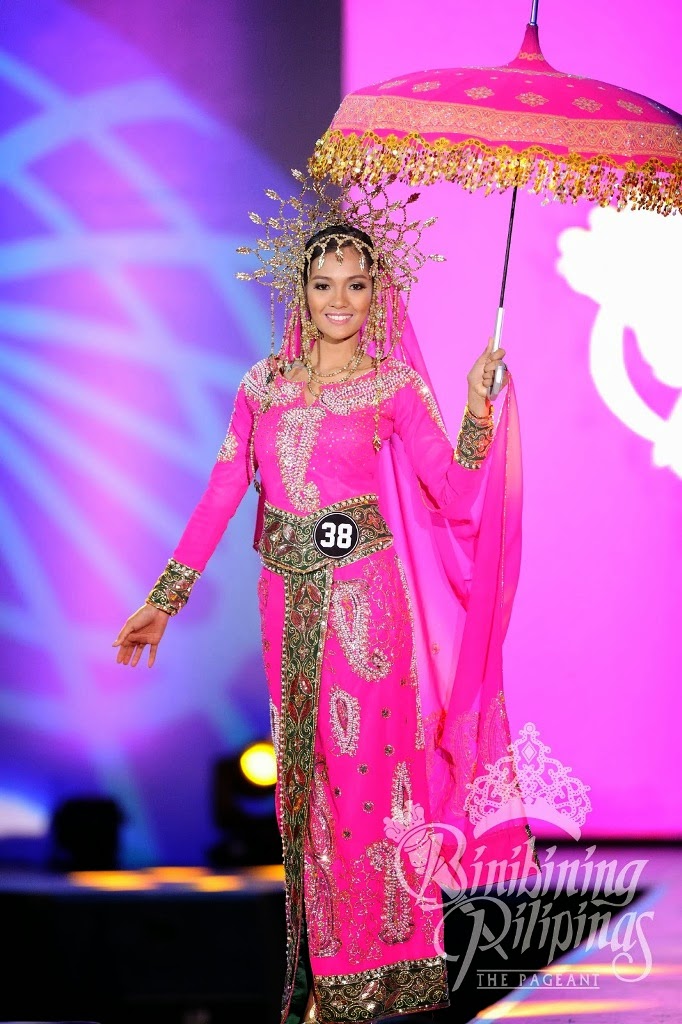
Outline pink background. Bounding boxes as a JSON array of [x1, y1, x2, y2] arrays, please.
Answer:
[[344, 0, 682, 838]]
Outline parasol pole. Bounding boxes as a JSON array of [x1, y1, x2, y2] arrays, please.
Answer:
[[489, 0, 537, 396], [489, 185, 518, 397]]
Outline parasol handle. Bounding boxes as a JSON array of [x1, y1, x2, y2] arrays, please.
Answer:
[[529, 0, 539, 26], [489, 307, 506, 398], [488, 185, 518, 398]]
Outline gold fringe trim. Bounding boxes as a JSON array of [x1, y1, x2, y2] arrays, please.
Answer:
[[309, 130, 682, 215]]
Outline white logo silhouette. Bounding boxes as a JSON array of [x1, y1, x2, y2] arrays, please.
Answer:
[[465, 722, 592, 840], [557, 206, 682, 478]]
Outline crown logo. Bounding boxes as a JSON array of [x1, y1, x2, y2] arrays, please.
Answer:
[[464, 722, 592, 840]]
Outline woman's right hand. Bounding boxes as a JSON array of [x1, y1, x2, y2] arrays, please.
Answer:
[[112, 603, 170, 668]]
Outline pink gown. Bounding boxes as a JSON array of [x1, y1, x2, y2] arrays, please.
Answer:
[[165, 355, 534, 1023]]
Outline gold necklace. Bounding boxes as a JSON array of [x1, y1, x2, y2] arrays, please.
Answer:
[[304, 346, 363, 380], [305, 347, 366, 400]]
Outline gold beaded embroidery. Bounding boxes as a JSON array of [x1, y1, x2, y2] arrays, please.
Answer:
[[216, 429, 238, 462], [330, 579, 391, 681], [454, 403, 494, 470], [367, 839, 415, 945], [146, 558, 201, 616], [391, 761, 413, 826], [315, 954, 448, 1020], [275, 406, 325, 512], [306, 761, 342, 958], [329, 685, 361, 756]]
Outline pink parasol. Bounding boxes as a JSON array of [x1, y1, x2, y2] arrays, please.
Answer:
[[309, 2, 682, 393]]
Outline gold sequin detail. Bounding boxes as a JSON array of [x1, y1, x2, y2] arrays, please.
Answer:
[[391, 761, 413, 826], [216, 429, 238, 462], [466, 86, 494, 99], [367, 839, 415, 944], [268, 697, 280, 760], [329, 685, 361, 756], [311, 114, 682, 215], [454, 404, 494, 470], [306, 763, 342, 957], [573, 97, 602, 112], [315, 956, 448, 1021], [146, 558, 200, 616], [275, 406, 325, 512], [516, 91, 548, 106], [617, 99, 643, 114], [330, 579, 391, 681]]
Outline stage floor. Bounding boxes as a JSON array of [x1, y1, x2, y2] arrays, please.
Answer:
[[0, 843, 679, 1023]]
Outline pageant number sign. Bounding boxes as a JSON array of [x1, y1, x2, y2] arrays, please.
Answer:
[[313, 512, 360, 558]]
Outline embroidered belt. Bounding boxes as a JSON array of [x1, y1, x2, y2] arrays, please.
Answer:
[[258, 492, 393, 575], [258, 494, 392, 1023]]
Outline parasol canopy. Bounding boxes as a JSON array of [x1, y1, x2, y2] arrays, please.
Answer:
[[310, 22, 682, 215]]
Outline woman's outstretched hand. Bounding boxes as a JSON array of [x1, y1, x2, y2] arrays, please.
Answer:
[[466, 337, 509, 416], [112, 604, 170, 668]]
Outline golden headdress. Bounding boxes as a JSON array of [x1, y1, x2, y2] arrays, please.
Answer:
[[235, 169, 443, 365]]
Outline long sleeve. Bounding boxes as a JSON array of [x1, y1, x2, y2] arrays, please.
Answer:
[[391, 371, 494, 524], [146, 378, 255, 614]]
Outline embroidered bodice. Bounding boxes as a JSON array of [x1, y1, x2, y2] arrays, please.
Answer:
[[171, 356, 492, 573]]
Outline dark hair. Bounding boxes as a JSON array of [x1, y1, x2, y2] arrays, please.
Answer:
[[302, 223, 374, 285]]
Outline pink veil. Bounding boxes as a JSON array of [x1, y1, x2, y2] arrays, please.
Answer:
[[375, 301, 538, 890]]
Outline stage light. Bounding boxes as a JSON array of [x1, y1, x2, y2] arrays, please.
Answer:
[[239, 741, 277, 787], [208, 741, 280, 868]]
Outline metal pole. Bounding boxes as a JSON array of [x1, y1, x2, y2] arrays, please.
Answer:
[[489, 186, 518, 397], [529, 0, 539, 26]]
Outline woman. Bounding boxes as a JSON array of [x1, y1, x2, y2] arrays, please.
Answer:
[[113, 178, 535, 1024]]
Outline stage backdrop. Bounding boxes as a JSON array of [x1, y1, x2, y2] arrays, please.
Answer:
[[0, 0, 340, 866], [0, 0, 679, 870], [343, 0, 682, 842]]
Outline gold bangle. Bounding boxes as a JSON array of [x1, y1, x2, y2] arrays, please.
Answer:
[[146, 558, 201, 616], [454, 404, 494, 470]]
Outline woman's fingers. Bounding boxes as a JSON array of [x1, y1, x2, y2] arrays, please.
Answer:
[[148, 644, 158, 668], [130, 643, 145, 668], [112, 626, 130, 648]]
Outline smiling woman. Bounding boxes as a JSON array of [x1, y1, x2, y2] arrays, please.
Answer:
[[112, 175, 531, 1024]]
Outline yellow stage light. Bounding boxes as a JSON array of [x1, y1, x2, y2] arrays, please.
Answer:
[[239, 741, 277, 787]]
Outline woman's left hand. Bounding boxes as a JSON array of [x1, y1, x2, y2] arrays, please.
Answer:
[[466, 337, 509, 414]]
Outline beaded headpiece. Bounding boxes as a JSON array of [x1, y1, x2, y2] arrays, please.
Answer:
[[235, 169, 443, 363]]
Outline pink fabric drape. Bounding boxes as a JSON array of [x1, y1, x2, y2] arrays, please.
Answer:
[[377, 305, 537, 889]]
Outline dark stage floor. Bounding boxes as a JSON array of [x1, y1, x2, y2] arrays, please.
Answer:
[[0, 844, 679, 1023]]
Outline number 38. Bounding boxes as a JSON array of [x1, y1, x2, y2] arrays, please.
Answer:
[[319, 522, 354, 549]]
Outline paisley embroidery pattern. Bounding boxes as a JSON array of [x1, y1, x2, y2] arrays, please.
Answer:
[[306, 758, 343, 957], [367, 838, 415, 945], [391, 761, 414, 827], [330, 579, 391, 681], [329, 686, 361, 756], [275, 406, 326, 512]]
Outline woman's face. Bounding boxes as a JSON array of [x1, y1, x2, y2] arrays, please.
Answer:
[[305, 244, 373, 344]]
